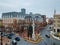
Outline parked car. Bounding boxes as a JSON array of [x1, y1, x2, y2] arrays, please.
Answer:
[[45, 34, 50, 38], [8, 33, 14, 36], [15, 37, 20, 41], [7, 35, 12, 39], [12, 40, 17, 45], [1, 32, 4, 37], [7, 33, 15, 39]]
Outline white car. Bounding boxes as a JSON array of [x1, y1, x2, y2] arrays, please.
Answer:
[[12, 40, 17, 45]]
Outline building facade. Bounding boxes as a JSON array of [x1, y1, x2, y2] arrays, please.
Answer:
[[2, 8, 47, 38], [2, 9, 45, 27], [54, 15, 60, 33], [2, 8, 27, 27]]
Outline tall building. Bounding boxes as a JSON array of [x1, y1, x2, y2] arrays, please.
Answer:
[[54, 15, 60, 33], [50, 10, 60, 40], [53, 9, 60, 33]]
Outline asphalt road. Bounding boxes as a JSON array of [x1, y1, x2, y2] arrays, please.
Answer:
[[10, 25, 60, 45]]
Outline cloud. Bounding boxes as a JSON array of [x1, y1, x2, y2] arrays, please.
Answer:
[[0, 2, 14, 7], [0, 0, 33, 8], [0, 0, 59, 18]]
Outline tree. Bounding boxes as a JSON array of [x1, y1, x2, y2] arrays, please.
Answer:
[[28, 24, 33, 38], [13, 19, 17, 32]]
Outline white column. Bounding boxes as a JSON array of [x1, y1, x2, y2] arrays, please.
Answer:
[[55, 27, 57, 33], [32, 19, 35, 40]]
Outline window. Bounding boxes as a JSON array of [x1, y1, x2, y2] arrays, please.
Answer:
[[57, 20, 60, 22], [58, 24, 60, 27], [57, 29, 60, 32], [54, 29, 55, 32]]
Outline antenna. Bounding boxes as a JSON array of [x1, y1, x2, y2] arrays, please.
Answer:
[[54, 9, 56, 15], [53, 9, 56, 18]]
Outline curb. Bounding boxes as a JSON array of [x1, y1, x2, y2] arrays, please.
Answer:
[[50, 32, 60, 41]]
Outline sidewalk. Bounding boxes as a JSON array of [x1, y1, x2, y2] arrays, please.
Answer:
[[50, 31, 60, 40]]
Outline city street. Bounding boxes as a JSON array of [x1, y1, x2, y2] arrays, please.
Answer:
[[0, 0, 60, 45], [10, 25, 60, 45]]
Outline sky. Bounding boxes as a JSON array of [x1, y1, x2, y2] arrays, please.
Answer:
[[0, 0, 60, 18]]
